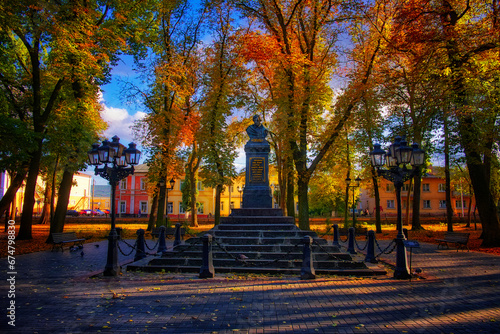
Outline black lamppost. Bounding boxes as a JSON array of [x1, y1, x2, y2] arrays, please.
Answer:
[[345, 176, 361, 228], [88, 135, 141, 276], [166, 177, 175, 227], [370, 136, 425, 279]]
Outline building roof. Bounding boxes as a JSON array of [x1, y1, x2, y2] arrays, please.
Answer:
[[93, 185, 111, 197], [134, 163, 149, 173]]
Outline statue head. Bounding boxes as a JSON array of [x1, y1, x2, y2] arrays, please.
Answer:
[[252, 115, 262, 127]]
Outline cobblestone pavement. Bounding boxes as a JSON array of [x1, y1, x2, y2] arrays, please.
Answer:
[[1, 237, 499, 334]]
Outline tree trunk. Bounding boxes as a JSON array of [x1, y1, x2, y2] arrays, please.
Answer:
[[214, 184, 222, 226], [147, 193, 158, 231], [286, 164, 295, 218], [411, 169, 424, 230], [405, 179, 413, 226], [18, 138, 44, 240], [50, 155, 59, 224], [297, 175, 309, 230], [189, 170, 198, 227], [371, 167, 382, 233], [37, 185, 51, 225], [444, 115, 453, 231], [0, 171, 26, 216], [156, 177, 166, 228], [46, 168, 74, 243]]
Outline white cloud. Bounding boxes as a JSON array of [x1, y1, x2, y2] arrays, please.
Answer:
[[100, 104, 146, 146]]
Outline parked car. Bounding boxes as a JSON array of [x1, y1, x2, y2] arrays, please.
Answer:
[[66, 210, 79, 217], [79, 209, 90, 216], [94, 209, 106, 216], [79, 209, 98, 216], [103, 209, 110, 215]]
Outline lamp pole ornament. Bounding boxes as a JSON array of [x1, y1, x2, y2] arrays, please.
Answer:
[[88, 135, 141, 276], [369, 136, 425, 279]]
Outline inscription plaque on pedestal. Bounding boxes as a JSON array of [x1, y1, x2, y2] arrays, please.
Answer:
[[249, 157, 265, 183]]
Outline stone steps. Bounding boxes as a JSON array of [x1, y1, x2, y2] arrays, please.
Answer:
[[126, 210, 387, 277]]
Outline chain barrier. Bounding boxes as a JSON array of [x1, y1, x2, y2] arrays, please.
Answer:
[[354, 235, 368, 251], [312, 240, 364, 264], [117, 239, 137, 256], [339, 234, 348, 243], [171, 238, 202, 256], [374, 239, 397, 258], [212, 237, 303, 268], [144, 237, 160, 251], [318, 225, 332, 238]]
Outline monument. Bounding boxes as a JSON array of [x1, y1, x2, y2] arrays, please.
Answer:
[[242, 115, 273, 208]]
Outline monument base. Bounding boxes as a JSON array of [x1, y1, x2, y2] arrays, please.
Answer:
[[242, 186, 272, 208]]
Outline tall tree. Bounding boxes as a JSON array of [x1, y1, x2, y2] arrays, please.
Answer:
[[392, 0, 500, 246], [199, 1, 243, 225], [237, 0, 383, 230], [0, 0, 145, 239]]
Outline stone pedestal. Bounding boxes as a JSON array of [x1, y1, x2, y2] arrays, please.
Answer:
[[242, 139, 272, 208]]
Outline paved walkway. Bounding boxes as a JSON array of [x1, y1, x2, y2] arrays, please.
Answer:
[[1, 236, 499, 333]]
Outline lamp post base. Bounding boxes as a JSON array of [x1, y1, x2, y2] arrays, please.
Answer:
[[103, 229, 120, 276], [394, 233, 411, 280]]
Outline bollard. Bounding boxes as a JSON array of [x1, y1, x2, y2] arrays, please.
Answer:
[[347, 227, 357, 254], [134, 229, 147, 261], [199, 234, 214, 279], [364, 230, 377, 263], [332, 224, 340, 247], [157, 226, 167, 254], [174, 223, 182, 247], [403, 228, 409, 240], [300, 236, 316, 280]]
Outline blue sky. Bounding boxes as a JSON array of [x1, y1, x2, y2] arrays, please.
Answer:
[[85, 54, 246, 185]]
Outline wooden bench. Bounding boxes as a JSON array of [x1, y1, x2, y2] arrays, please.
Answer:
[[151, 227, 186, 240], [435, 232, 470, 252], [51, 232, 85, 252]]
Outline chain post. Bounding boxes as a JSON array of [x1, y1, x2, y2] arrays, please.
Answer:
[[200, 234, 214, 278], [157, 226, 167, 254], [332, 224, 340, 247], [347, 227, 356, 254], [134, 229, 147, 261], [364, 230, 377, 263], [300, 236, 316, 280], [174, 223, 182, 247]]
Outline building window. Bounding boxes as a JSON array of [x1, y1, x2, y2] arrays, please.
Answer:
[[119, 201, 126, 213], [422, 183, 430, 192], [120, 179, 127, 190], [402, 184, 412, 192], [221, 201, 224, 211], [386, 183, 395, 192], [439, 200, 446, 209], [167, 202, 173, 214], [197, 202, 204, 214], [140, 178, 146, 190], [456, 200, 466, 209], [438, 183, 446, 192], [387, 200, 395, 209], [179, 202, 185, 214], [197, 181, 204, 191], [140, 201, 148, 214], [423, 200, 431, 209]]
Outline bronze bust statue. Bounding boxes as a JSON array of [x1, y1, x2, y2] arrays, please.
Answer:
[[246, 115, 268, 140]]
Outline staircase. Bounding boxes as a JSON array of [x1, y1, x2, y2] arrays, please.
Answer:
[[127, 208, 386, 276]]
